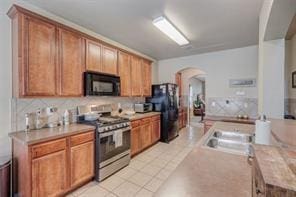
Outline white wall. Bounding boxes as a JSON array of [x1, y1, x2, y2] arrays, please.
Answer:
[[0, 0, 12, 155], [179, 68, 205, 96], [188, 78, 203, 100], [158, 45, 258, 99], [258, 0, 285, 119], [286, 35, 296, 99]]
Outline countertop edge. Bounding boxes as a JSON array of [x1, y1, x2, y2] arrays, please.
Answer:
[[9, 124, 96, 146]]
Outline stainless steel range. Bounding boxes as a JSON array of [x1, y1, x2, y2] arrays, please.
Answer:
[[77, 105, 131, 181]]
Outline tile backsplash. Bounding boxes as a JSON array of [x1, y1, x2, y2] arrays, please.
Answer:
[[180, 96, 258, 118], [12, 97, 144, 131], [206, 97, 258, 118]]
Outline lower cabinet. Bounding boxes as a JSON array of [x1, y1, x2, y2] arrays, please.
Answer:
[[12, 130, 95, 197], [140, 120, 152, 149], [70, 141, 94, 187], [32, 150, 67, 197], [131, 126, 141, 156], [131, 115, 160, 157], [151, 117, 161, 143], [178, 109, 187, 130]]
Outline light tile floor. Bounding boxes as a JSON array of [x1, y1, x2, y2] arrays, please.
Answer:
[[69, 124, 204, 197]]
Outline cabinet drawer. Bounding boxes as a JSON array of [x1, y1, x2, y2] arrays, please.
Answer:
[[151, 115, 160, 121], [141, 117, 151, 124], [31, 138, 67, 159], [131, 120, 141, 128], [70, 131, 94, 147]]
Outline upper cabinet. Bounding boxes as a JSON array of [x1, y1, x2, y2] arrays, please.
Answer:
[[86, 41, 118, 76], [118, 51, 131, 96], [58, 28, 85, 96], [8, 5, 152, 98], [21, 16, 58, 97], [102, 45, 118, 75], [86, 39, 102, 72], [131, 56, 142, 96], [142, 60, 152, 96]]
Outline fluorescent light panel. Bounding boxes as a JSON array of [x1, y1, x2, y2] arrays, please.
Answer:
[[153, 16, 189, 46]]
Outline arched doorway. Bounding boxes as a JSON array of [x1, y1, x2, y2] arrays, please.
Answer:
[[175, 67, 207, 127]]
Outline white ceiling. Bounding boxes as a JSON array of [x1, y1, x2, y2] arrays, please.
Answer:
[[23, 0, 263, 60]]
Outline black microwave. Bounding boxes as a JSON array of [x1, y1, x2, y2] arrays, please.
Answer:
[[84, 72, 120, 96]]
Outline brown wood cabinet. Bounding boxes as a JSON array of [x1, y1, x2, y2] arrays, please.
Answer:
[[12, 130, 95, 197], [151, 116, 161, 143], [142, 60, 152, 96], [118, 51, 131, 96], [8, 5, 152, 98], [131, 122, 141, 156], [32, 149, 67, 197], [21, 15, 58, 97], [178, 109, 187, 130], [70, 141, 94, 187], [252, 158, 266, 197], [102, 45, 118, 75], [140, 119, 152, 149], [86, 39, 102, 72], [131, 115, 160, 156], [252, 157, 296, 197], [131, 56, 142, 96], [58, 28, 84, 96]]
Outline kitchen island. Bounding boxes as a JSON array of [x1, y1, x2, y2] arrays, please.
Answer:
[[155, 122, 254, 197], [155, 121, 296, 197]]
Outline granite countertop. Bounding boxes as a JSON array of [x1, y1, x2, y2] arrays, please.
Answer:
[[253, 144, 296, 192], [156, 120, 296, 196], [269, 118, 296, 148], [155, 122, 255, 197], [120, 111, 161, 121], [9, 123, 96, 145], [204, 115, 256, 124], [205, 116, 296, 148]]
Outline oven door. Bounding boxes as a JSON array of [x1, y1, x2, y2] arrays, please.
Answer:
[[84, 72, 120, 96], [99, 127, 130, 167]]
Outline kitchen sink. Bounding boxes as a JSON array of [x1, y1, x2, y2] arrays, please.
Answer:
[[205, 130, 254, 156], [207, 138, 252, 155], [212, 130, 253, 143]]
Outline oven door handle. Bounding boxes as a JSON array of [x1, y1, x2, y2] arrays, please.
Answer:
[[99, 127, 131, 138]]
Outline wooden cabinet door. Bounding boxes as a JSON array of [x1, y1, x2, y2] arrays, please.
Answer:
[[131, 126, 141, 156], [175, 72, 182, 97], [151, 120, 160, 143], [142, 60, 152, 96], [86, 39, 102, 72], [24, 16, 57, 96], [179, 112, 183, 129], [70, 141, 94, 187], [59, 28, 84, 96], [131, 56, 142, 96], [32, 150, 67, 197], [102, 45, 118, 75], [118, 51, 131, 96], [140, 123, 152, 149]]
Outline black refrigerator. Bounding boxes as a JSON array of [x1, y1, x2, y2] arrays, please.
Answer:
[[147, 83, 179, 143]]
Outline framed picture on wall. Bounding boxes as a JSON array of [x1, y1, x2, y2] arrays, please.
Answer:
[[293, 71, 296, 88]]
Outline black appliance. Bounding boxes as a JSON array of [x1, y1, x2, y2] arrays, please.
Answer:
[[84, 71, 120, 96], [147, 83, 179, 143], [78, 106, 130, 182]]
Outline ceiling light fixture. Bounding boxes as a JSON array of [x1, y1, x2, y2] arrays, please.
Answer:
[[153, 16, 189, 46]]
